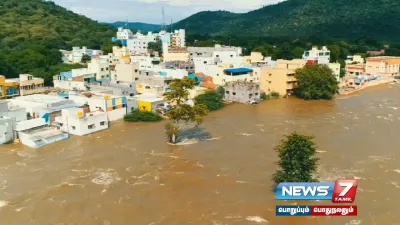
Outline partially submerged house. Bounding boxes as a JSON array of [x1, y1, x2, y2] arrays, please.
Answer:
[[15, 118, 69, 148]]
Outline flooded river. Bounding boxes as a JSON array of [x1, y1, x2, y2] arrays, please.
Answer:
[[1, 84, 400, 225]]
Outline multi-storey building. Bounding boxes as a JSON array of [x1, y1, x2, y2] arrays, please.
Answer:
[[365, 56, 400, 79], [224, 81, 260, 104], [302, 46, 330, 65], [260, 59, 307, 96], [60, 47, 103, 64]]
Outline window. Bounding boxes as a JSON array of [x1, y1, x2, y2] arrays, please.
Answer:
[[216, 55, 219, 57], [101, 68, 104, 71], [249, 94, 253, 98], [71, 126, 76, 130], [255, 93, 259, 96], [230, 55, 233, 57], [135, 77, 139, 81], [226, 91, 230, 94], [100, 121, 106, 126], [106, 68, 109, 71], [233, 92, 236, 95], [88, 124, 94, 129], [112, 106, 116, 110], [135, 69, 138, 72]]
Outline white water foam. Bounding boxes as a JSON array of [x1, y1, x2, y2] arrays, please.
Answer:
[[394, 169, 400, 174], [0, 201, 8, 209], [346, 220, 361, 225], [92, 171, 121, 185], [235, 133, 254, 136], [245, 216, 268, 224]]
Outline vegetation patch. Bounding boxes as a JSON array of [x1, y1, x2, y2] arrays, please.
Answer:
[[195, 90, 224, 111], [124, 110, 163, 122]]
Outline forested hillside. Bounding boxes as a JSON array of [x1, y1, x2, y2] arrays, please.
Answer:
[[109, 22, 161, 32], [174, 0, 400, 40], [0, 0, 116, 81]]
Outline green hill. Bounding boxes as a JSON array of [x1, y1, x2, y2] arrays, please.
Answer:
[[0, 0, 116, 81], [108, 22, 162, 32], [173, 0, 400, 40]]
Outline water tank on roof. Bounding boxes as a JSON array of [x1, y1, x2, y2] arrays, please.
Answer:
[[77, 111, 83, 118], [104, 96, 110, 100]]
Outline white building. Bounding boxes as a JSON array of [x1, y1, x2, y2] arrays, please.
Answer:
[[88, 80, 137, 97], [328, 63, 341, 82], [87, 95, 127, 121], [87, 58, 110, 80], [0, 116, 16, 145], [302, 46, 331, 64], [131, 55, 161, 70], [171, 29, 186, 48], [55, 108, 109, 136], [114, 60, 140, 82], [0, 100, 26, 122], [60, 47, 103, 64], [346, 55, 365, 64], [10, 94, 75, 119], [113, 46, 130, 57], [15, 118, 69, 148], [116, 27, 135, 40], [125, 29, 186, 54]]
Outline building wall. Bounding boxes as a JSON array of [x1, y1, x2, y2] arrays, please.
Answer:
[[58, 109, 109, 136], [107, 108, 126, 121], [224, 81, 260, 104], [303, 46, 330, 65], [88, 59, 110, 80], [0, 116, 15, 144], [53, 80, 86, 91], [114, 62, 140, 82], [260, 59, 306, 95], [328, 63, 341, 82], [0, 101, 27, 122], [365, 57, 400, 78]]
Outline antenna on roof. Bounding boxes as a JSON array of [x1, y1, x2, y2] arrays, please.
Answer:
[[170, 18, 173, 33], [161, 7, 166, 31]]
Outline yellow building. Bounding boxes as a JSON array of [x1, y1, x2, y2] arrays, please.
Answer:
[[260, 59, 306, 95], [0, 75, 20, 99], [244, 52, 264, 64], [19, 74, 46, 96]]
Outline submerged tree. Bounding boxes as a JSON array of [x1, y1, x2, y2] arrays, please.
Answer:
[[163, 77, 208, 143], [295, 64, 339, 100], [272, 132, 319, 184]]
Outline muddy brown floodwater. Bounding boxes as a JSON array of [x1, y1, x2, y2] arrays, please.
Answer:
[[1, 84, 400, 225]]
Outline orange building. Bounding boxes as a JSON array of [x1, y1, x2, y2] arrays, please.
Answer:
[[0, 75, 20, 98], [365, 56, 400, 78]]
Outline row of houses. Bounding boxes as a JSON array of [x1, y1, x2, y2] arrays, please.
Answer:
[[0, 74, 46, 99]]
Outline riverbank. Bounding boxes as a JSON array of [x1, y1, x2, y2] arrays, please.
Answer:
[[339, 79, 393, 96]]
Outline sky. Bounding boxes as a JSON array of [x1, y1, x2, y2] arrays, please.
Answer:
[[52, 0, 283, 24]]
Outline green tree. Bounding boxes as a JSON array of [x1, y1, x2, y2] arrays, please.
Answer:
[[294, 64, 339, 100], [195, 90, 225, 111], [81, 54, 91, 63], [328, 45, 340, 62], [148, 40, 162, 53], [272, 132, 319, 184], [291, 47, 305, 59], [163, 77, 208, 143]]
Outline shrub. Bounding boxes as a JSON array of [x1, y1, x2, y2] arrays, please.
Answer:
[[271, 91, 280, 99], [124, 110, 163, 122]]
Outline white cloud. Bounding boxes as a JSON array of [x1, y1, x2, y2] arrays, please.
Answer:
[[52, 0, 283, 23]]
